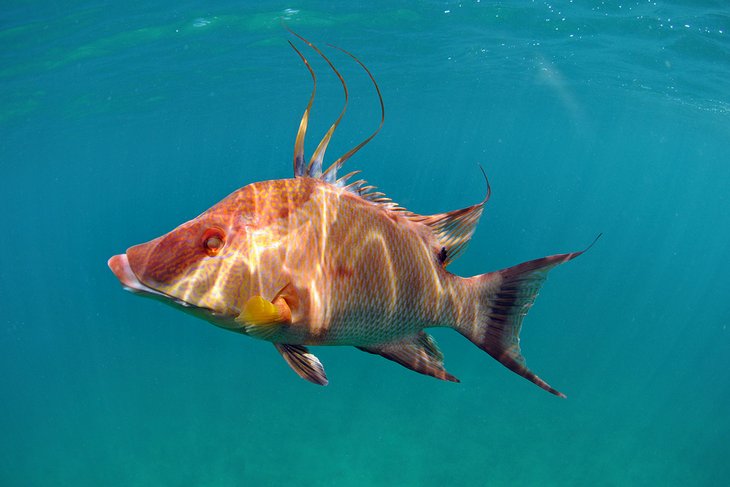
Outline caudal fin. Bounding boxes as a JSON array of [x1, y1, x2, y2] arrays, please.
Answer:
[[456, 237, 599, 398]]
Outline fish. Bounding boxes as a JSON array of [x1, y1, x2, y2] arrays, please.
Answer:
[[108, 32, 598, 397]]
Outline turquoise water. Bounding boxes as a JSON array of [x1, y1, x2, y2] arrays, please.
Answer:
[[2, 1, 729, 485]]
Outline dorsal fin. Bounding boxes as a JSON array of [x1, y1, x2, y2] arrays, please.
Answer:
[[288, 29, 348, 179], [323, 44, 385, 185], [288, 30, 384, 186], [289, 39, 316, 178], [286, 31, 487, 265], [410, 203, 485, 266], [408, 167, 491, 266], [343, 167, 490, 265]]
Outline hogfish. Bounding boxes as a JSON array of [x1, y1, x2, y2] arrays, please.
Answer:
[[108, 33, 597, 397]]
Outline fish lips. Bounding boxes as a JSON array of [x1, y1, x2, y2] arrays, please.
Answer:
[[108, 253, 167, 298]]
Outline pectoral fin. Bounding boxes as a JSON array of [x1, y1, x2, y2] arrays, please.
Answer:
[[357, 332, 459, 383], [236, 295, 292, 340], [275, 344, 328, 386]]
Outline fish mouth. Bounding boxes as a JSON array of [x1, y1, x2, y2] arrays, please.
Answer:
[[108, 253, 166, 297], [108, 253, 203, 311], [108, 253, 236, 327]]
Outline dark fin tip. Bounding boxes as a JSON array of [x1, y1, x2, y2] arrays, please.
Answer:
[[477, 164, 492, 204], [584, 232, 602, 253]]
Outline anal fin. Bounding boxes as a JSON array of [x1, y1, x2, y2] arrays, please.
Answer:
[[358, 332, 459, 383], [275, 344, 329, 386]]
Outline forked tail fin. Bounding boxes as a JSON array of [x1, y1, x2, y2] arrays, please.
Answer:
[[456, 236, 600, 398]]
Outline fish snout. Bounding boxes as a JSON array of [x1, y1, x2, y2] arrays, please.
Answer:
[[108, 253, 147, 293]]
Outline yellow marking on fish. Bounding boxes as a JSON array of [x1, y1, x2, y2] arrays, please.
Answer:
[[238, 295, 281, 325]]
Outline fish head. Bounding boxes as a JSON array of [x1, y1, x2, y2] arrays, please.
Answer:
[[108, 190, 259, 325]]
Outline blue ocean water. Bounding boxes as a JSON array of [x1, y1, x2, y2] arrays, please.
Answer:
[[2, 1, 729, 485]]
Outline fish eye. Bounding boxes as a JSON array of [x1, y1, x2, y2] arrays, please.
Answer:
[[202, 228, 225, 256]]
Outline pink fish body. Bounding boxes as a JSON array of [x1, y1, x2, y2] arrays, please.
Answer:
[[109, 34, 595, 396]]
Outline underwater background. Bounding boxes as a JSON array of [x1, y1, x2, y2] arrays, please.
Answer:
[[2, 1, 729, 485]]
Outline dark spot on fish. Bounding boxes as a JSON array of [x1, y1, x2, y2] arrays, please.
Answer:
[[334, 264, 354, 278], [437, 246, 448, 265]]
